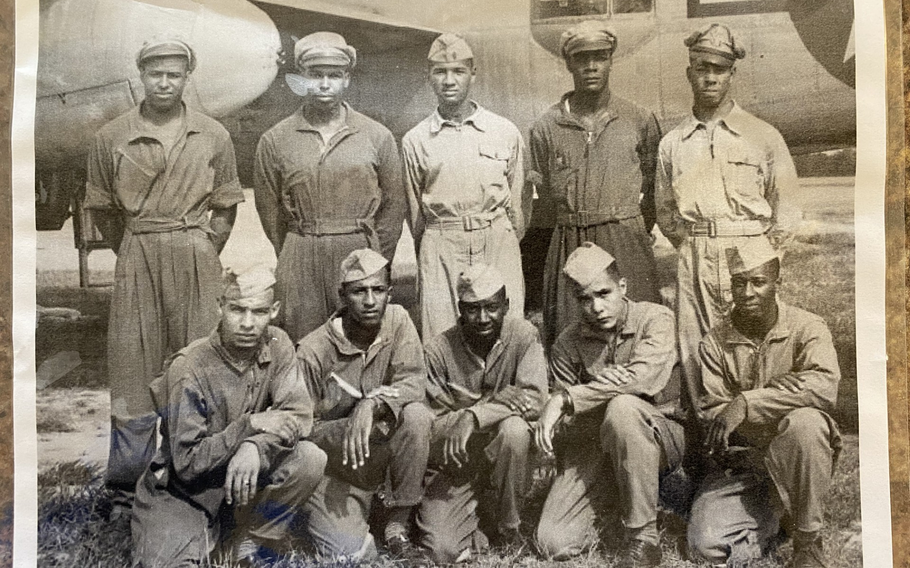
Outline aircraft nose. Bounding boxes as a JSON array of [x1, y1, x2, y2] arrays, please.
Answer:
[[183, 0, 281, 116]]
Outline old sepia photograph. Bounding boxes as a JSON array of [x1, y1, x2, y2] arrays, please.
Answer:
[[16, 0, 891, 566]]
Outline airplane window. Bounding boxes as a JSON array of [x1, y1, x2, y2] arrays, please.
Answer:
[[613, 0, 652, 13], [535, 0, 651, 19], [536, 0, 609, 19]]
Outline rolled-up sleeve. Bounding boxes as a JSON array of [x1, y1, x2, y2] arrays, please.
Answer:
[[84, 133, 115, 210]]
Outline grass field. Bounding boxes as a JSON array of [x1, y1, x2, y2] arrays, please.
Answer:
[[33, 226, 860, 566]]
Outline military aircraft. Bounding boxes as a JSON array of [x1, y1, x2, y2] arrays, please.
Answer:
[[34, 0, 855, 288]]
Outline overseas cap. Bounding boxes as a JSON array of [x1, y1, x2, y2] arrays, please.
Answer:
[[560, 20, 617, 59], [136, 35, 196, 72], [428, 33, 474, 63], [339, 249, 389, 284], [563, 242, 617, 288], [457, 263, 505, 303], [222, 265, 276, 300], [685, 23, 745, 62], [725, 239, 779, 276], [294, 32, 357, 70]]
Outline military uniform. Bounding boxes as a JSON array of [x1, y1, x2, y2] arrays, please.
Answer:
[[403, 34, 530, 339], [534, 243, 684, 563], [297, 302, 432, 559], [530, 26, 661, 349], [687, 301, 840, 563], [85, 84, 244, 492], [254, 34, 406, 342], [655, 24, 799, 415], [131, 324, 325, 567], [418, 313, 547, 563]]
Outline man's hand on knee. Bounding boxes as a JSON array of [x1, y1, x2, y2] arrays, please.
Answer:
[[442, 410, 476, 468], [250, 409, 301, 444], [493, 385, 539, 420], [225, 442, 262, 506], [705, 395, 747, 454], [343, 398, 377, 470]]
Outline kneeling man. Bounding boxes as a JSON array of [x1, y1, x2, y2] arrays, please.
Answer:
[[417, 264, 547, 563], [534, 242, 685, 567], [297, 249, 433, 559], [132, 266, 326, 567], [687, 240, 840, 568]]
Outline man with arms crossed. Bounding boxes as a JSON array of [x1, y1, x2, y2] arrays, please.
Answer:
[[655, 23, 799, 414], [534, 243, 685, 568], [417, 263, 547, 563], [687, 240, 840, 568], [85, 36, 243, 511], [131, 266, 326, 567], [296, 249, 433, 559], [530, 21, 662, 349], [255, 32, 407, 342], [403, 33, 530, 339]]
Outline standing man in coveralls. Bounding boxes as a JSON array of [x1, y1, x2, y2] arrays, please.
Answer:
[[530, 20, 662, 349], [85, 36, 243, 513], [254, 32, 407, 342]]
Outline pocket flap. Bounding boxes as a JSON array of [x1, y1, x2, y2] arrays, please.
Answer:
[[478, 144, 510, 161]]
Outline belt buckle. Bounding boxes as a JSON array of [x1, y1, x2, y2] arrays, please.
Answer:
[[462, 216, 474, 231], [576, 210, 589, 228], [708, 220, 717, 238]]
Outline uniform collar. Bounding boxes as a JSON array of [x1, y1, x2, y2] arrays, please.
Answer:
[[290, 101, 360, 135], [721, 300, 793, 346], [126, 102, 207, 143], [578, 298, 637, 340], [680, 100, 747, 140], [326, 309, 390, 356], [208, 326, 273, 372], [429, 101, 488, 133], [554, 91, 620, 129]]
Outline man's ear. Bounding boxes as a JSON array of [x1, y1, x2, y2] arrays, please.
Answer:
[[217, 298, 225, 318], [502, 297, 511, 316], [270, 300, 281, 321], [619, 277, 628, 296]]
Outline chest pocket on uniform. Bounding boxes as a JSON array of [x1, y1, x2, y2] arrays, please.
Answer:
[[478, 144, 510, 191], [114, 149, 161, 214], [724, 148, 767, 201]]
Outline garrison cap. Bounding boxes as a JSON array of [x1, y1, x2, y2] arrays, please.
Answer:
[[136, 35, 196, 72], [222, 265, 276, 300], [560, 20, 617, 59], [457, 263, 505, 303], [725, 239, 779, 276], [685, 23, 745, 62], [563, 242, 617, 288], [294, 32, 357, 70], [339, 249, 389, 285], [428, 33, 474, 63]]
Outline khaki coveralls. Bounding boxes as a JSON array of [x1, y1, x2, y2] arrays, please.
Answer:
[[254, 103, 407, 342], [530, 94, 662, 348], [296, 304, 432, 560], [131, 326, 326, 568], [536, 300, 685, 559], [418, 316, 548, 563], [687, 302, 841, 564], [84, 105, 244, 493]]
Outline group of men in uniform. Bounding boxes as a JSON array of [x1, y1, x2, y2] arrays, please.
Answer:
[[83, 18, 841, 568]]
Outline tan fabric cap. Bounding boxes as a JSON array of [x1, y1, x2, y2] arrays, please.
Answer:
[[428, 33, 474, 63], [685, 23, 745, 62], [222, 265, 276, 300], [294, 32, 356, 69], [339, 249, 389, 284], [457, 263, 505, 303], [560, 20, 617, 59], [725, 239, 779, 276], [136, 35, 196, 72], [563, 242, 617, 288]]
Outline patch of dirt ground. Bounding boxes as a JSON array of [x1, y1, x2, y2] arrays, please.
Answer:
[[37, 388, 109, 472]]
